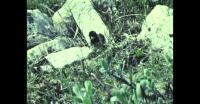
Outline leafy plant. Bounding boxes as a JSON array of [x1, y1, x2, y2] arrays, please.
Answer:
[[72, 80, 93, 104], [135, 48, 145, 59], [27, 0, 65, 16], [99, 58, 109, 74], [110, 84, 130, 104]]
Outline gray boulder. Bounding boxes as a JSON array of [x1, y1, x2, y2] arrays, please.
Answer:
[[27, 9, 58, 48]]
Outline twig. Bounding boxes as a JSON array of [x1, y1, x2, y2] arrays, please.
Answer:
[[90, 73, 105, 88], [73, 26, 79, 39], [90, 73, 112, 100], [109, 72, 135, 89], [114, 14, 143, 22], [121, 60, 126, 77], [39, 4, 55, 14]]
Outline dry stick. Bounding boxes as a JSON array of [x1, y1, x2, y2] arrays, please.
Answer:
[[90, 73, 105, 89], [39, 4, 55, 14], [90, 73, 112, 100], [109, 71, 135, 89], [114, 14, 143, 22], [112, 54, 130, 87], [73, 26, 79, 39], [121, 60, 126, 78], [108, 48, 136, 89]]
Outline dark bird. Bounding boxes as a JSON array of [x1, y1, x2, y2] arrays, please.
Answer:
[[89, 31, 105, 47]]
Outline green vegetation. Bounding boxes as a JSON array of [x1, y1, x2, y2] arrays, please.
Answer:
[[27, 0, 65, 16], [72, 80, 93, 104], [27, 0, 173, 104]]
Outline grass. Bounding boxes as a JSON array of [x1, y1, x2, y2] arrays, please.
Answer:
[[27, 0, 173, 103]]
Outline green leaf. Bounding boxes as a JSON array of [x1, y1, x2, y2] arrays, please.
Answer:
[[121, 84, 128, 93], [83, 96, 92, 104], [110, 96, 120, 102], [99, 67, 106, 74], [140, 79, 147, 88], [111, 88, 124, 102], [84, 80, 93, 96], [136, 83, 143, 99], [73, 96, 82, 104], [73, 84, 83, 100], [116, 65, 121, 76], [101, 59, 108, 70], [112, 88, 120, 96], [135, 48, 145, 59], [143, 69, 148, 77], [157, 97, 164, 104], [132, 90, 137, 102]]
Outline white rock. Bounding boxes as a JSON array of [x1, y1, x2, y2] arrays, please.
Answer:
[[64, 0, 113, 45], [137, 5, 173, 61], [45, 47, 93, 69], [27, 37, 68, 65]]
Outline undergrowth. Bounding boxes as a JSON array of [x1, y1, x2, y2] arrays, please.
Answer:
[[27, 0, 173, 104]]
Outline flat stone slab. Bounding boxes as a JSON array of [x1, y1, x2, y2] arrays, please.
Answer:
[[137, 5, 173, 61], [45, 47, 93, 69], [53, 0, 113, 46], [27, 37, 69, 65]]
